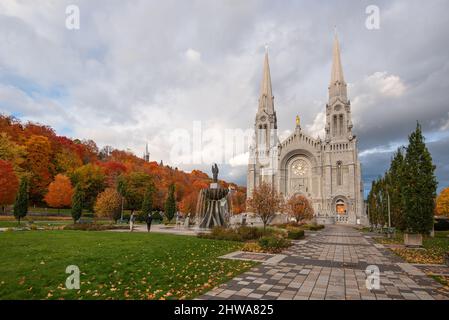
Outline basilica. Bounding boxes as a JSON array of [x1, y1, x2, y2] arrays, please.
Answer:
[[247, 34, 367, 225]]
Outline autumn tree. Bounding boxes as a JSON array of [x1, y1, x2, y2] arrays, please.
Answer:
[[286, 194, 314, 223], [246, 182, 284, 231], [436, 187, 449, 217], [13, 178, 28, 225], [44, 174, 74, 214], [141, 182, 155, 216], [71, 164, 106, 211], [25, 135, 53, 203], [0, 160, 19, 214], [117, 172, 152, 215], [402, 122, 437, 234], [0, 132, 27, 177], [165, 183, 176, 222], [71, 184, 84, 223], [94, 188, 122, 222], [179, 192, 198, 216]]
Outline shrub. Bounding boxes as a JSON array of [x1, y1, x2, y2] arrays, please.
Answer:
[[258, 236, 291, 253], [163, 217, 176, 225], [242, 242, 264, 253], [198, 226, 266, 242], [236, 226, 264, 241], [151, 211, 163, 221], [274, 222, 304, 229], [304, 224, 325, 231], [287, 228, 305, 239]]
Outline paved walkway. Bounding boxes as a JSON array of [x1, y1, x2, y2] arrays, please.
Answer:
[[200, 225, 449, 300], [110, 223, 209, 236]]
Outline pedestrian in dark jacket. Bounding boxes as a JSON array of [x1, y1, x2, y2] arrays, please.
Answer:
[[146, 213, 153, 232]]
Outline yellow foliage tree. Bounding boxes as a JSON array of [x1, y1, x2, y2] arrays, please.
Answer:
[[436, 187, 449, 217], [94, 188, 122, 221]]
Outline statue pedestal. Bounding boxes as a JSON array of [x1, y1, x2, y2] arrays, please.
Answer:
[[195, 187, 230, 229]]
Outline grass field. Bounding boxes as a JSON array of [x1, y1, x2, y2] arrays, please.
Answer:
[[375, 231, 449, 264], [0, 231, 255, 300]]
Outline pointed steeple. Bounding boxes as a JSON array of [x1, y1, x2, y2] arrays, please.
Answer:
[[258, 46, 274, 113], [329, 30, 348, 102]]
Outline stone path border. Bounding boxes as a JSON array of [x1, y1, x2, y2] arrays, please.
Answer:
[[199, 225, 449, 300]]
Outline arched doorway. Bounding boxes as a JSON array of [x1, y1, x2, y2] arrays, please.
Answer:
[[332, 197, 349, 224], [336, 199, 346, 215]]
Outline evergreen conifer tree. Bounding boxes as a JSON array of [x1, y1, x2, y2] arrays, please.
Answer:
[[71, 184, 84, 223], [13, 178, 28, 225], [402, 122, 437, 234], [165, 184, 176, 222]]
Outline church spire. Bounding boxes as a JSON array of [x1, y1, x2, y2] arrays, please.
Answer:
[[329, 30, 347, 102], [258, 46, 274, 113]]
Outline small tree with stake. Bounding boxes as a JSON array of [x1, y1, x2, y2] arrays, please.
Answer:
[[13, 177, 28, 225], [247, 182, 284, 231]]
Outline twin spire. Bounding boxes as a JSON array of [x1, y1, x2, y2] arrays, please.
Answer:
[[329, 31, 347, 102], [258, 31, 347, 111], [258, 46, 274, 114]]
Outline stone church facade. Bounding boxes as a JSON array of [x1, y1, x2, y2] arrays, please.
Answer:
[[247, 35, 367, 225]]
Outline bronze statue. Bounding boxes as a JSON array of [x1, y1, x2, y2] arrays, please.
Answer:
[[212, 163, 219, 183]]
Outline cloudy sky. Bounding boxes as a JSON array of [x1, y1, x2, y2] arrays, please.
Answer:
[[1, 0, 448, 195]]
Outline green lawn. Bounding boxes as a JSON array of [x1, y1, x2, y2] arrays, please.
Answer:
[[375, 231, 449, 264], [0, 231, 255, 300]]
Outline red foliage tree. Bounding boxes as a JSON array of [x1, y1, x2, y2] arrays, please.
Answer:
[[0, 160, 19, 213]]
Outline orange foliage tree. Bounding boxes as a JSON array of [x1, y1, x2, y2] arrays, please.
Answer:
[[44, 174, 74, 213], [285, 194, 314, 223], [247, 182, 284, 230], [0, 160, 19, 213], [436, 187, 449, 217]]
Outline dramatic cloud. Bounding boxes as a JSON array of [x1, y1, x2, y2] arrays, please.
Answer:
[[0, 0, 448, 193]]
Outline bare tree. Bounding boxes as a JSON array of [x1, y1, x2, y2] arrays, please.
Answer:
[[246, 182, 284, 231], [286, 194, 314, 223]]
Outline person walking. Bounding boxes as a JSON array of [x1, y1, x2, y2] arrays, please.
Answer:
[[146, 212, 153, 232], [129, 212, 135, 232]]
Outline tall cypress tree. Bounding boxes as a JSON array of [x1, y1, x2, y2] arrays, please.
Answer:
[[141, 183, 155, 216], [388, 148, 406, 230], [402, 122, 437, 234], [165, 184, 176, 222], [71, 184, 84, 223], [13, 178, 28, 225]]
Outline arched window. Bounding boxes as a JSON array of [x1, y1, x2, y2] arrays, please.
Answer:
[[333, 115, 337, 136], [339, 114, 344, 136], [337, 161, 342, 186]]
